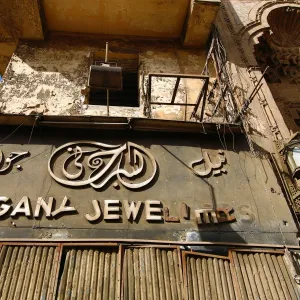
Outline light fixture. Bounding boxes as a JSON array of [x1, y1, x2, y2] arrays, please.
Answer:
[[282, 132, 300, 180]]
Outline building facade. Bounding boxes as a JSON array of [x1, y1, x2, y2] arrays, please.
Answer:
[[0, 0, 300, 299]]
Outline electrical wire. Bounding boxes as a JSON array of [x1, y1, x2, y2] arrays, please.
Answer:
[[27, 117, 38, 144], [0, 116, 29, 144], [216, 124, 226, 150]]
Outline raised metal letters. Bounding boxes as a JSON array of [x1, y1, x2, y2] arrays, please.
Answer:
[[145, 200, 162, 221], [124, 200, 142, 221], [34, 197, 53, 218], [190, 150, 226, 177], [48, 141, 157, 190], [0, 196, 11, 216], [51, 196, 76, 217], [216, 207, 236, 223], [11, 196, 31, 217], [85, 200, 102, 222], [164, 207, 180, 222], [104, 200, 121, 220], [195, 209, 218, 224], [0, 150, 29, 173], [181, 202, 189, 220], [0, 195, 237, 225], [195, 206, 236, 224]]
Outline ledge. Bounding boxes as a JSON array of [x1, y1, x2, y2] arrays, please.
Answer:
[[0, 114, 242, 134]]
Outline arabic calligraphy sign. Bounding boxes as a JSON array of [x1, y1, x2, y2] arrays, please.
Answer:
[[1, 142, 228, 182], [190, 150, 227, 177], [0, 150, 30, 173], [48, 141, 157, 190], [0, 141, 236, 226]]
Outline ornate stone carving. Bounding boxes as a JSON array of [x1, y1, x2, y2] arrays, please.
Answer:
[[268, 6, 300, 49], [254, 7, 300, 84], [48, 141, 157, 190]]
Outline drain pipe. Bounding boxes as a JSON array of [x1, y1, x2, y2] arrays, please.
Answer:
[[37, 118, 132, 130]]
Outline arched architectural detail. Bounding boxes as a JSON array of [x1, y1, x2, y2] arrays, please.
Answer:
[[218, 1, 300, 141], [238, 2, 300, 136], [240, 1, 300, 49]]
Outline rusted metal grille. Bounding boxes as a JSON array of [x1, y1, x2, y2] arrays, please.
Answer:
[[0, 244, 60, 300], [230, 249, 300, 300], [122, 246, 183, 300], [183, 252, 237, 300], [57, 246, 120, 300]]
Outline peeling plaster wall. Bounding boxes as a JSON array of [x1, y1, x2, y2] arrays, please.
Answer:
[[0, 35, 211, 120], [0, 46, 88, 115]]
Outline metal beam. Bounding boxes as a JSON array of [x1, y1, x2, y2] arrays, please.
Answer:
[[171, 77, 180, 104]]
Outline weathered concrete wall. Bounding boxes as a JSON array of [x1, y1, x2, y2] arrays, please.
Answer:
[[0, 0, 45, 76], [0, 42, 16, 75], [183, 0, 220, 47], [43, 0, 190, 38], [0, 34, 213, 120], [0, 0, 45, 41]]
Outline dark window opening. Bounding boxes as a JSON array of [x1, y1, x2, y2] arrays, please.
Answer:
[[89, 71, 139, 107], [88, 51, 139, 107]]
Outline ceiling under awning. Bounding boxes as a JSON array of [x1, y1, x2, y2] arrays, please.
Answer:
[[42, 0, 190, 38], [0, 0, 220, 45]]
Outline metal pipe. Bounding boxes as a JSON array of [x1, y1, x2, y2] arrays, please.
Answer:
[[148, 73, 209, 79], [171, 78, 180, 104], [248, 66, 269, 101], [150, 102, 196, 106], [234, 67, 269, 123], [106, 82, 110, 119], [105, 42, 108, 63], [105, 42, 110, 116], [37, 121, 130, 126], [0, 238, 298, 249]]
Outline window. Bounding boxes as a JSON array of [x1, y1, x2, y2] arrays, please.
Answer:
[[88, 51, 139, 107]]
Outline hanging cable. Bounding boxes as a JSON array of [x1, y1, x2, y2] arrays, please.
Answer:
[[0, 116, 30, 144], [27, 116, 38, 144]]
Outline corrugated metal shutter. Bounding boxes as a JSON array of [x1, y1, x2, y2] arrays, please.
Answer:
[[290, 249, 300, 274], [123, 246, 183, 300], [183, 251, 237, 300], [230, 249, 300, 300], [0, 244, 60, 300], [1, 242, 300, 300], [57, 246, 120, 300]]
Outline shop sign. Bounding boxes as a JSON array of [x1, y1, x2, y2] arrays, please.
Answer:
[[0, 196, 235, 225], [0, 141, 235, 225]]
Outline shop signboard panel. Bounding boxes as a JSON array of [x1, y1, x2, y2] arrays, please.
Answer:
[[0, 129, 297, 244]]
